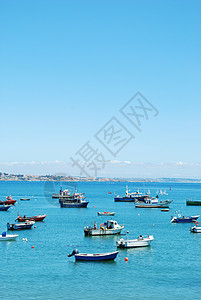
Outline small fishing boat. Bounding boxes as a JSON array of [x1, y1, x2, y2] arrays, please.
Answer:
[[171, 215, 200, 223], [135, 197, 173, 208], [20, 198, 30, 201], [190, 225, 201, 233], [116, 235, 154, 248], [68, 249, 119, 261], [97, 212, 115, 216], [0, 232, 19, 241], [84, 220, 124, 236], [7, 220, 35, 230], [161, 208, 169, 212], [0, 195, 17, 205], [0, 205, 12, 211], [186, 199, 201, 206], [16, 214, 46, 222]]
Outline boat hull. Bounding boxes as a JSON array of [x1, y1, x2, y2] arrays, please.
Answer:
[[117, 236, 154, 248], [7, 222, 35, 230], [186, 200, 201, 206], [75, 251, 119, 261], [135, 201, 172, 208], [16, 215, 46, 222], [0, 235, 18, 241], [97, 212, 115, 216], [171, 216, 199, 223], [60, 202, 89, 208], [114, 197, 136, 202], [0, 200, 16, 205], [190, 226, 201, 233], [84, 227, 123, 236], [0, 205, 12, 211], [114, 195, 147, 202]]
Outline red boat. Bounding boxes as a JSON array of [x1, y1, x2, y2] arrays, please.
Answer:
[[16, 214, 47, 222], [0, 196, 17, 205]]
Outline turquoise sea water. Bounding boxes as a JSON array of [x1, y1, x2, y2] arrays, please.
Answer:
[[0, 181, 201, 300]]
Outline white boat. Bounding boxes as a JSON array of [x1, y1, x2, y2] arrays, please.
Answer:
[[52, 189, 71, 198], [163, 190, 168, 195], [97, 212, 115, 216], [116, 235, 154, 248], [159, 190, 163, 195], [190, 226, 201, 233], [135, 197, 173, 208], [0, 232, 19, 241], [84, 220, 124, 236]]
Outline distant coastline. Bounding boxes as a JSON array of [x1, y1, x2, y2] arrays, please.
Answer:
[[0, 172, 200, 183]]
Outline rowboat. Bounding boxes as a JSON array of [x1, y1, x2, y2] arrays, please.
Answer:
[[84, 220, 124, 236], [190, 226, 201, 233], [0, 232, 19, 241], [20, 198, 30, 201], [161, 208, 169, 212], [16, 214, 46, 222], [0, 205, 12, 211], [68, 249, 119, 261], [116, 235, 154, 248], [171, 215, 200, 223], [97, 212, 115, 216], [7, 221, 35, 230]]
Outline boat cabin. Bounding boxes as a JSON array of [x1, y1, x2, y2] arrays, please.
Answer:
[[104, 220, 119, 229]]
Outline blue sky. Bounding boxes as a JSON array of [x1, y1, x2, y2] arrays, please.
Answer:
[[0, 0, 201, 177]]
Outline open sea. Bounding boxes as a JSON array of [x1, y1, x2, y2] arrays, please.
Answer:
[[1, 180, 201, 300]]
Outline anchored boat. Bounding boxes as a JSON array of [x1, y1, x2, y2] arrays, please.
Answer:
[[0, 232, 19, 241], [97, 212, 115, 216], [135, 197, 173, 208], [171, 215, 200, 223], [116, 235, 154, 248], [0, 205, 12, 211], [60, 197, 89, 208], [84, 220, 124, 236], [190, 225, 201, 233], [7, 221, 35, 230], [114, 186, 148, 202], [0, 196, 17, 205], [68, 249, 119, 261], [16, 214, 46, 222]]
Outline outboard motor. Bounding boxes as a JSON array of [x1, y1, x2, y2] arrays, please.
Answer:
[[68, 249, 79, 257]]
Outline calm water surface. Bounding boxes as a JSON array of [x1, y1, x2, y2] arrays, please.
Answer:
[[0, 181, 201, 299]]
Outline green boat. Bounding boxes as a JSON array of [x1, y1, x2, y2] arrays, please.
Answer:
[[186, 199, 201, 206]]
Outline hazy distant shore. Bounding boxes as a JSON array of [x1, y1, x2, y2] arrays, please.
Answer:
[[0, 172, 200, 183]]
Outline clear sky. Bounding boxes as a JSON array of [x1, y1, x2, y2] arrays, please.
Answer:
[[0, 0, 201, 177]]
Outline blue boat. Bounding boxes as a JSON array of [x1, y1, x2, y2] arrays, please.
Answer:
[[171, 215, 200, 223], [60, 200, 89, 208], [114, 186, 148, 202], [0, 205, 12, 211], [7, 221, 35, 230], [68, 249, 119, 261]]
